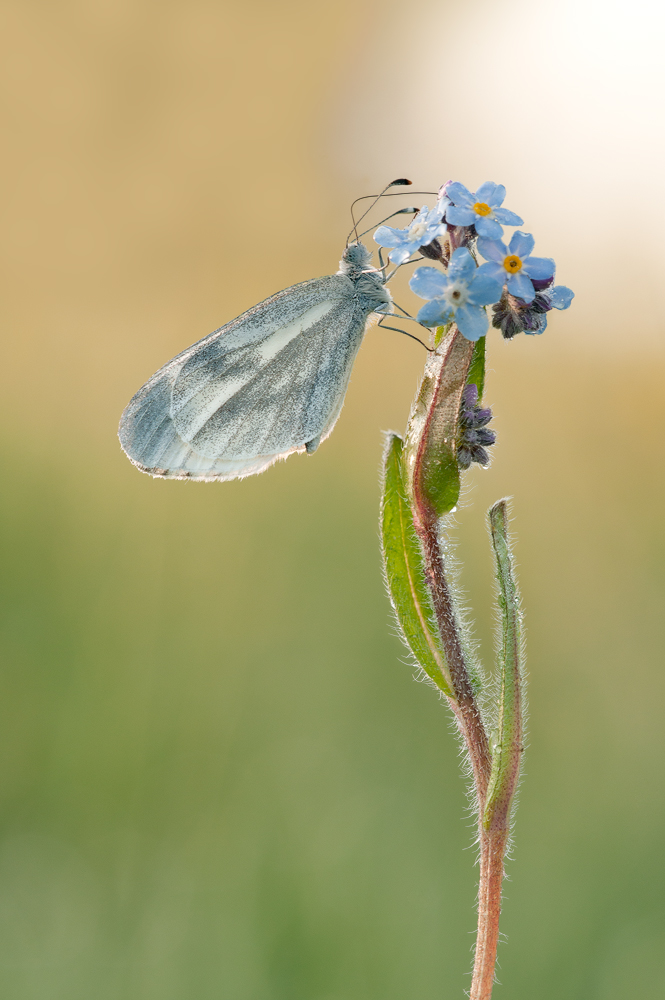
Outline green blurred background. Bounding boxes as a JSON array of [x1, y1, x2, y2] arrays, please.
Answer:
[[1, 0, 664, 996]]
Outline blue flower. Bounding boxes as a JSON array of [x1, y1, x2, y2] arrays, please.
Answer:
[[477, 231, 555, 305], [409, 248, 503, 342], [374, 198, 447, 265], [445, 181, 523, 239]]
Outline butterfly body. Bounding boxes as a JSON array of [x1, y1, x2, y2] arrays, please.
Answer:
[[119, 243, 391, 481]]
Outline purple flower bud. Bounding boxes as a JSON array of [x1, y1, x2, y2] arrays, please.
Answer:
[[457, 445, 474, 469], [469, 445, 490, 467], [457, 383, 496, 469], [462, 384, 479, 408], [492, 291, 551, 339], [474, 407, 493, 427], [475, 428, 497, 447]]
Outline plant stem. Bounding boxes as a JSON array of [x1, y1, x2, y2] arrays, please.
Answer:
[[471, 831, 507, 1000], [417, 505, 506, 1000], [469, 499, 524, 1000], [414, 511, 491, 798], [405, 332, 524, 1000]]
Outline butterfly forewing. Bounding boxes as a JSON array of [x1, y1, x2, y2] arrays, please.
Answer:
[[119, 271, 376, 481]]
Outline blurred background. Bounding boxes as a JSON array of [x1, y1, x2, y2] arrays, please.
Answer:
[[1, 0, 664, 997]]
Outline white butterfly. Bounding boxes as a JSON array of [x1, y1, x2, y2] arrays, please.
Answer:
[[118, 242, 393, 481]]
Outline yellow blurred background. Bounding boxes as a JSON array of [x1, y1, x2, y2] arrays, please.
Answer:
[[1, 0, 664, 997]]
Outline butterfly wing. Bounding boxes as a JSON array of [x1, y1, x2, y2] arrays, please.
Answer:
[[119, 274, 371, 481]]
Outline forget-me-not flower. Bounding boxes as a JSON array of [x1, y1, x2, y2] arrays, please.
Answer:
[[374, 199, 447, 265], [477, 231, 555, 304], [445, 181, 523, 240], [410, 247, 503, 341]]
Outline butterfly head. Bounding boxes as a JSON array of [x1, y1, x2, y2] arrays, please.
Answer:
[[338, 242, 381, 281]]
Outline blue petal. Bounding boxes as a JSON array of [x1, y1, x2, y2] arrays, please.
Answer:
[[446, 205, 476, 226], [467, 272, 504, 306], [509, 231, 535, 258], [423, 222, 447, 243], [447, 247, 476, 282], [476, 261, 504, 282], [455, 304, 489, 341], [446, 182, 474, 208], [475, 216, 504, 240], [409, 266, 448, 300], [475, 181, 505, 208], [477, 237, 508, 263], [523, 256, 555, 280], [506, 271, 535, 303], [549, 285, 575, 309], [435, 195, 449, 218], [417, 299, 451, 327], [389, 245, 417, 265], [425, 202, 446, 225], [373, 225, 404, 248], [493, 207, 523, 226]]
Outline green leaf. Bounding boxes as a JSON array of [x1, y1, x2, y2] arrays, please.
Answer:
[[403, 328, 474, 518], [380, 434, 454, 698], [466, 335, 486, 402], [483, 499, 524, 833]]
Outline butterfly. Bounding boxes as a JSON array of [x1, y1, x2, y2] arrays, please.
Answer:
[[118, 241, 397, 481], [118, 181, 435, 482]]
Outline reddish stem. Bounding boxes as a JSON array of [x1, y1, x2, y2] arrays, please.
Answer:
[[414, 511, 491, 800], [407, 327, 509, 999], [417, 507, 505, 1000], [471, 831, 506, 1000]]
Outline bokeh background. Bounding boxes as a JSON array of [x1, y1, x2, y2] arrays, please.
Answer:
[[1, 0, 664, 997]]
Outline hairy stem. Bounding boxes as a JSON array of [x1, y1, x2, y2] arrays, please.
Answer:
[[471, 831, 507, 1000], [468, 499, 524, 1000], [415, 505, 503, 1000], [414, 511, 491, 797], [405, 332, 524, 999]]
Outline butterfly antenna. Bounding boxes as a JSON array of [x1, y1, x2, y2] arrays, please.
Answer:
[[347, 178, 412, 245]]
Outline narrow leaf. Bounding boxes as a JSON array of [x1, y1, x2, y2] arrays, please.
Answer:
[[381, 434, 454, 698], [483, 499, 524, 832]]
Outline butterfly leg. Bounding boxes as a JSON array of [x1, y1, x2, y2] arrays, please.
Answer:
[[392, 302, 424, 324], [384, 256, 426, 283], [377, 247, 388, 281], [376, 315, 432, 352]]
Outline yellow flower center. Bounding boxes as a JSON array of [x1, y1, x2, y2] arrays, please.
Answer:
[[474, 202, 492, 216], [503, 254, 522, 273]]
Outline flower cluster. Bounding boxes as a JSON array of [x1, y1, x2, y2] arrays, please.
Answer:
[[373, 180, 574, 342], [457, 384, 496, 469]]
